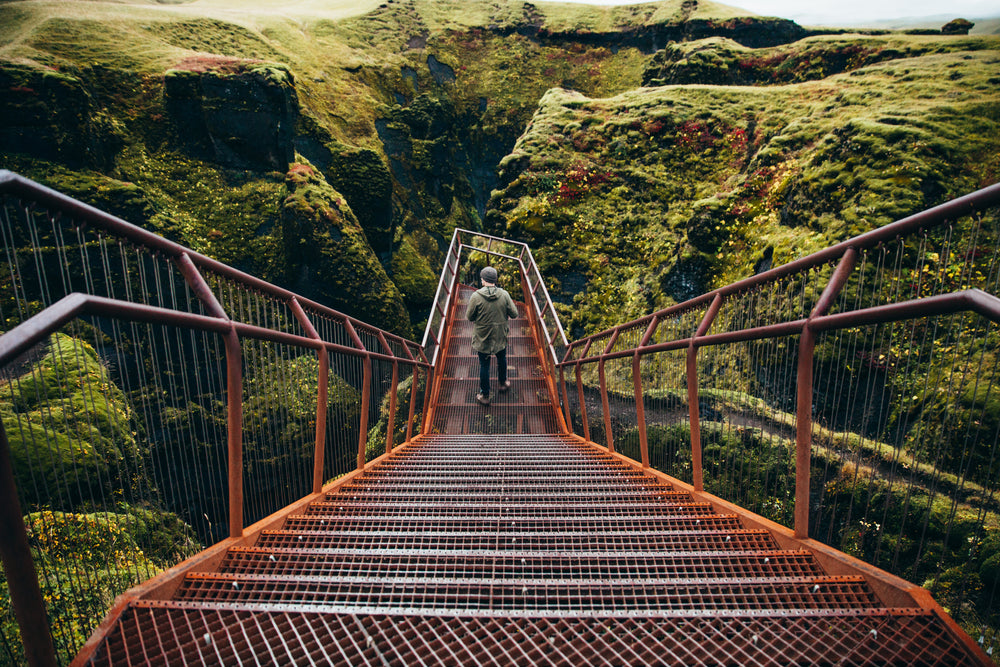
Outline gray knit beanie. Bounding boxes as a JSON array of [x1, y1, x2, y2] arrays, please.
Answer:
[[480, 266, 498, 283]]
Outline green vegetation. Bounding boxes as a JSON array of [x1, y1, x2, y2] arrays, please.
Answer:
[[1, 506, 199, 664], [0, 334, 202, 663], [487, 35, 1000, 336], [0, 334, 145, 508], [1, 0, 999, 660]]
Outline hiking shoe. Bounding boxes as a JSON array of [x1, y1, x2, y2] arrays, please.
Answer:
[[476, 392, 490, 405], [498, 380, 511, 392]]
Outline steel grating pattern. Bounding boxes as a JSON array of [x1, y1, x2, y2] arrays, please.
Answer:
[[218, 549, 827, 580], [92, 603, 980, 667], [83, 282, 988, 665], [174, 573, 879, 612]]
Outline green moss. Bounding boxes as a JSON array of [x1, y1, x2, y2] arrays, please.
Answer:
[[243, 352, 361, 491], [0, 506, 201, 663], [488, 42, 1000, 336], [0, 333, 145, 510], [390, 234, 439, 329], [279, 160, 412, 336]]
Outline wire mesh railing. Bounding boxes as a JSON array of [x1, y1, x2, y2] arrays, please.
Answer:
[[0, 171, 428, 665], [556, 181, 1000, 658]]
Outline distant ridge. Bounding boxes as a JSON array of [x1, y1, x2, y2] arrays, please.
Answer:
[[788, 12, 1000, 34]]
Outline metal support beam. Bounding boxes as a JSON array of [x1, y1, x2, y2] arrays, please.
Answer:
[[0, 422, 57, 667]]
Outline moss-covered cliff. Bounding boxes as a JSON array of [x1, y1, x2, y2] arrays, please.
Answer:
[[0, 0, 837, 337]]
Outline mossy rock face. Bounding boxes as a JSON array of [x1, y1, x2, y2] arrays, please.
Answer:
[[642, 35, 992, 87], [164, 64, 298, 171], [279, 161, 412, 337], [325, 143, 394, 261], [488, 39, 1000, 335], [390, 233, 440, 328], [0, 333, 145, 510], [0, 64, 96, 167], [941, 19, 974, 35]]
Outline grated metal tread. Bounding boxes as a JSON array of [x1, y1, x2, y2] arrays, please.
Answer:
[[281, 513, 740, 532], [90, 603, 985, 666], [218, 548, 827, 580], [305, 500, 715, 518], [173, 572, 879, 612], [253, 528, 779, 552]]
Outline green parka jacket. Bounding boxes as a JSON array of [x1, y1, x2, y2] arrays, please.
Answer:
[[466, 285, 518, 355]]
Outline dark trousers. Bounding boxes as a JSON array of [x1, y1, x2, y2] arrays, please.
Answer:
[[477, 348, 507, 397]]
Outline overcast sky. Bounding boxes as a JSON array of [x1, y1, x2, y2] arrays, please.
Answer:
[[557, 0, 1000, 25]]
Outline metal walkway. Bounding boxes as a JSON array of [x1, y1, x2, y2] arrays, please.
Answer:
[[82, 290, 987, 665], [430, 286, 562, 435]]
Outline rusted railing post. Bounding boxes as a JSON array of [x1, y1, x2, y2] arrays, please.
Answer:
[[628, 317, 660, 468], [406, 366, 419, 442], [422, 366, 435, 436], [631, 351, 649, 468], [289, 298, 329, 494], [0, 423, 58, 667], [357, 355, 372, 470], [575, 362, 590, 442], [559, 364, 572, 434], [598, 360, 613, 452], [386, 359, 399, 454], [341, 319, 371, 471], [688, 296, 723, 493], [374, 332, 400, 456], [794, 248, 858, 538], [599, 330, 621, 453], [175, 253, 244, 538]]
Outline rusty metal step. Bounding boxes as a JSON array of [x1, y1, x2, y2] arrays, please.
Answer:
[[357, 470, 654, 482], [253, 528, 779, 552], [328, 489, 689, 503], [89, 603, 986, 666], [341, 479, 667, 493], [434, 379, 554, 406], [281, 513, 744, 533], [441, 355, 542, 378], [174, 573, 879, 612], [447, 335, 537, 356], [218, 548, 826, 581], [307, 500, 707, 517]]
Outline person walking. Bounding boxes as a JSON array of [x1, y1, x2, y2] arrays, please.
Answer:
[[467, 266, 518, 406]]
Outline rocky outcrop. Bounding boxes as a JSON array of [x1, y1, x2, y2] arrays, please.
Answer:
[[642, 37, 898, 87], [279, 162, 412, 337], [164, 64, 297, 171], [505, 17, 807, 53], [0, 65, 96, 167]]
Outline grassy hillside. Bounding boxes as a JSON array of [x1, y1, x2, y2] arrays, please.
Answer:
[[5, 0, 767, 334]]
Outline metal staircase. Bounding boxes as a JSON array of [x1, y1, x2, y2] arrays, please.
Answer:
[[81, 291, 988, 666]]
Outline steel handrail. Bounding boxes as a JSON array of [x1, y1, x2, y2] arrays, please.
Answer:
[[0, 170, 422, 358], [555, 181, 1000, 542], [0, 173, 433, 665]]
